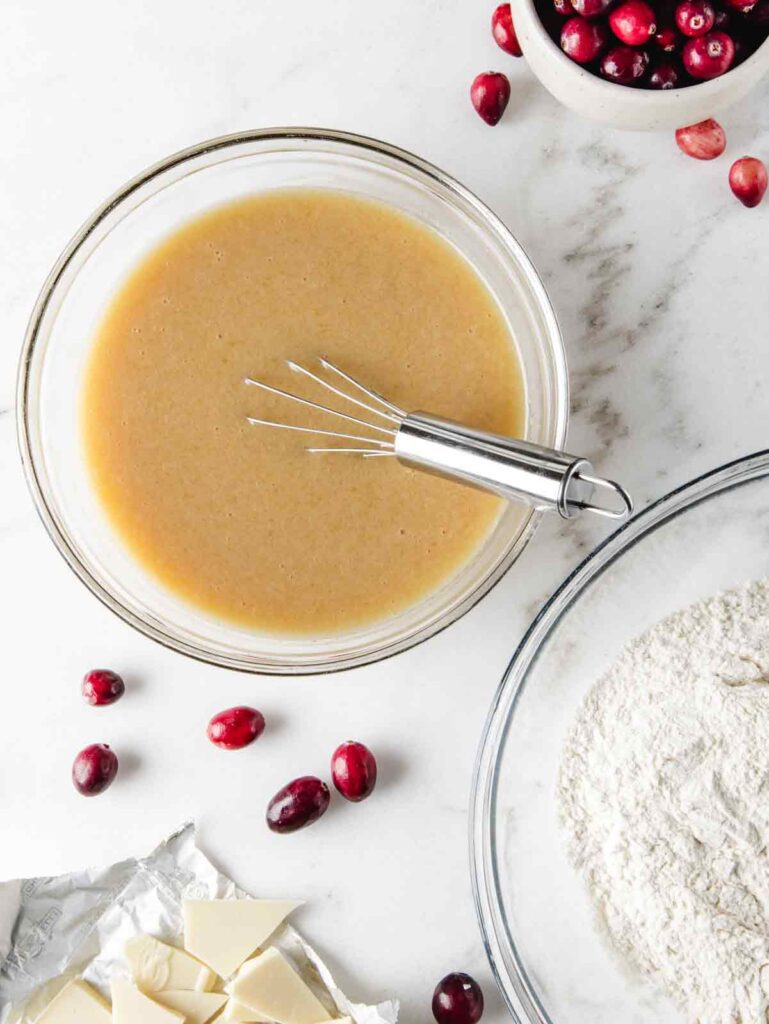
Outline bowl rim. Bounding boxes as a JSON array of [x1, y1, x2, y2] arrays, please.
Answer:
[[16, 126, 569, 676], [469, 446, 769, 1023], [515, 0, 769, 107]]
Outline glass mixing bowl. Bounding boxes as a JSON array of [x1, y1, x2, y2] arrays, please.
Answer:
[[17, 128, 567, 674], [471, 449, 769, 1023]]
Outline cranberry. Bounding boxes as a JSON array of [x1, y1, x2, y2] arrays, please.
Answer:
[[72, 743, 118, 796], [746, 0, 769, 26], [470, 72, 511, 125], [682, 30, 735, 76], [609, 0, 658, 43], [649, 60, 681, 85], [600, 44, 650, 82], [266, 776, 330, 833], [81, 669, 125, 706], [561, 16, 609, 61], [729, 157, 768, 207], [492, 4, 524, 55], [675, 118, 727, 158], [571, 0, 613, 18], [553, 0, 577, 15], [654, 23, 680, 49], [724, 0, 756, 11], [207, 706, 265, 750], [432, 974, 484, 1024], [331, 741, 377, 802], [675, 0, 716, 34]]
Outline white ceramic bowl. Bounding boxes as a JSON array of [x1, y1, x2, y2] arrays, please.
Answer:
[[513, 0, 769, 129]]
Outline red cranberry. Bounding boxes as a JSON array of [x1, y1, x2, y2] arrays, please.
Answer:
[[207, 706, 265, 750], [553, 0, 577, 15], [492, 4, 524, 55], [432, 974, 484, 1024], [571, 0, 613, 18], [682, 30, 735, 77], [609, 0, 657, 43], [654, 23, 680, 49], [266, 776, 330, 833], [675, 0, 716, 34], [724, 0, 756, 11], [331, 741, 377, 802], [675, 118, 727, 158], [649, 60, 681, 85], [72, 744, 118, 796], [82, 669, 125, 706], [470, 72, 511, 125], [600, 44, 650, 82], [561, 16, 609, 61], [729, 157, 768, 207]]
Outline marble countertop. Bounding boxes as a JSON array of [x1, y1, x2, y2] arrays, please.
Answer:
[[1, 1, 767, 1020]]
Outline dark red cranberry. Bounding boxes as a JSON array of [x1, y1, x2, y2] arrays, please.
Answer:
[[675, 117, 727, 158], [553, 0, 577, 16], [724, 0, 756, 11], [331, 741, 377, 802], [561, 16, 609, 61], [609, 0, 658, 43], [571, 0, 613, 18], [655, 0, 680, 24], [207, 706, 265, 750], [266, 776, 330, 833], [470, 72, 511, 125], [432, 974, 484, 1024], [72, 744, 118, 796], [492, 4, 524, 55], [745, 0, 769, 27], [675, 0, 716, 34], [729, 157, 768, 207], [682, 30, 736, 76], [649, 60, 681, 85], [600, 44, 650, 81], [82, 669, 125, 706], [654, 23, 680, 48]]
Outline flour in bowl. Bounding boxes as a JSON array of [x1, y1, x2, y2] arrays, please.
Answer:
[[559, 579, 769, 1024]]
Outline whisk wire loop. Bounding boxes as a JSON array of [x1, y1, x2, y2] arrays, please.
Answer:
[[287, 359, 404, 425], [244, 374, 396, 440], [244, 358, 633, 522]]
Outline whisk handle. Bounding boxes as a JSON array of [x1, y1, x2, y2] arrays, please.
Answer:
[[395, 413, 632, 521]]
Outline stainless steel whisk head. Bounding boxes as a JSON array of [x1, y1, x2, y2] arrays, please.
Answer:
[[245, 358, 632, 521]]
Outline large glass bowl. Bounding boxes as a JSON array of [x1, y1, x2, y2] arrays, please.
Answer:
[[471, 449, 769, 1023], [17, 128, 567, 674]]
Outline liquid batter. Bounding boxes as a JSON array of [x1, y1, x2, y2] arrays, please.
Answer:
[[82, 190, 525, 634]]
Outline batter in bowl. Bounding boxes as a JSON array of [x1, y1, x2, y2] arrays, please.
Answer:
[[82, 190, 525, 634]]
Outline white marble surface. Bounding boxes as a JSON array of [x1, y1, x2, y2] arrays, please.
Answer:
[[1, 1, 767, 1021]]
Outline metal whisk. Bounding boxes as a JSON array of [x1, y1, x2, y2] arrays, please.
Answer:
[[245, 358, 632, 521]]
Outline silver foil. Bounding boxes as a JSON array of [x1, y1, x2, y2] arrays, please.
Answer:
[[0, 823, 398, 1024]]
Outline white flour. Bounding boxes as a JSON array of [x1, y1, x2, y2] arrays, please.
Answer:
[[559, 579, 769, 1024]]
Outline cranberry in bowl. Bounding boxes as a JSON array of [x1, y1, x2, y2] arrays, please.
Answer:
[[511, 0, 769, 127]]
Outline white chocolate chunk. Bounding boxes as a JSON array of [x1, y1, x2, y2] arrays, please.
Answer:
[[222, 997, 273, 1022], [183, 899, 301, 980], [230, 948, 332, 1024], [111, 977, 186, 1024], [125, 934, 216, 993], [155, 990, 228, 1023], [36, 978, 112, 1023]]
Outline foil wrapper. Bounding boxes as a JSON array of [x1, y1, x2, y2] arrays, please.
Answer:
[[0, 823, 398, 1024]]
